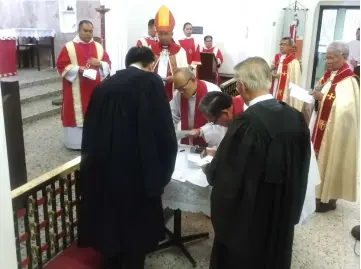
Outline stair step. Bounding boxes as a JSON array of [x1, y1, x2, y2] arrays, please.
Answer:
[[22, 96, 61, 125], [20, 81, 62, 104]]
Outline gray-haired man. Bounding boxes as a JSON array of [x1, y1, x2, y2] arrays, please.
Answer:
[[205, 56, 311, 269]]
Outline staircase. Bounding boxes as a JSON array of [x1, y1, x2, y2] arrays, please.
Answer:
[[10, 69, 79, 181]]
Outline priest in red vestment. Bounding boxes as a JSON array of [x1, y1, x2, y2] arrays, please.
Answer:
[[270, 37, 303, 112], [171, 67, 226, 147], [201, 35, 224, 85], [56, 20, 111, 150], [309, 41, 359, 212], [150, 5, 188, 101], [136, 19, 158, 47], [177, 22, 202, 76]]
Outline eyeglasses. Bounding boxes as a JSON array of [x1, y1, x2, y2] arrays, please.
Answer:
[[177, 78, 192, 91]]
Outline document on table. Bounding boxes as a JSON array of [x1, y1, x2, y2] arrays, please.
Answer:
[[289, 83, 314, 104], [187, 169, 209, 187], [187, 154, 213, 167]]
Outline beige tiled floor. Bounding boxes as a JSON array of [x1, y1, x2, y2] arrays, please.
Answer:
[[145, 200, 360, 269]]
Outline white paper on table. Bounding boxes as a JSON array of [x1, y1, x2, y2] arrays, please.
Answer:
[[187, 154, 213, 167], [83, 68, 97, 80], [186, 169, 209, 187], [171, 169, 186, 182], [289, 83, 314, 104]]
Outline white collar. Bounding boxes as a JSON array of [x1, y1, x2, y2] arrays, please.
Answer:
[[130, 64, 142, 69], [73, 35, 94, 44], [249, 94, 273, 106]]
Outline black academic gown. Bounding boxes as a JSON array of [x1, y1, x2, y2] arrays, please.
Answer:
[[77, 67, 178, 259], [207, 99, 311, 269]]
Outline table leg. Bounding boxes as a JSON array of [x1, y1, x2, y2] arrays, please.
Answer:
[[151, 209, 209, 268]]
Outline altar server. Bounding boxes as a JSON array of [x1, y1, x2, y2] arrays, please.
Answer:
[[309, 41, 359, 212], [201, 35, 224, 84], [56, 20, 111, 150], [177, 22, 202, 75], [136, 19, 158, 47], [78, 46, 177, 269], [204, 57, 310, 269], [171, 67, 227, 147]]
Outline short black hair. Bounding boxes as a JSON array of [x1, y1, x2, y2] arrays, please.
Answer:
[[78, 20, 93, 30], [183, 22, 192, 30], [198, 91, 233, 118], [204, 35, 213, 41], [148, 19, 155, 27], [125, 46, 155, 68]]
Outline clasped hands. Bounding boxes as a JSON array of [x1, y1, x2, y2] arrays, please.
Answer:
[[79, 58, 101, 74]]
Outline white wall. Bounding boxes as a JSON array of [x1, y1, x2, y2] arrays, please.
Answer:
[[105, 0, 359, 82], [301, 0, 359, 88], [0, 87, 18, 269], [105, 0, 289, 74]]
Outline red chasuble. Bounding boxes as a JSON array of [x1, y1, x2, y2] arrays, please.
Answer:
[[232, 95, 245, 116], [201, 47, 224, 85], [136, 37, 158, 47], [180, 80, 208, 146], [56, 41, 111, 127], [270, 53, 296, 100], [151, 42, 181, 101], [311, 64, 355, 158], [178, 38, 202, 67]]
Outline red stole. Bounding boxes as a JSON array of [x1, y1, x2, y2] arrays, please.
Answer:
[[180, 80, 208, 146], [151, 42, 181, 101], [311, 64, 355, 158], [232, 96, 245, 116], [270, 53, 296, 100]]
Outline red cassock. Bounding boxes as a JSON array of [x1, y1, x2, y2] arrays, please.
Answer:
[[200, 46, 224, 85], [180, 80, 208, 146], [151, 41, 183, 101], [56, 41, 111, 127], [232, 95, 245, 116], [136, 37, 158, 47], [178, 38, 202, 68]]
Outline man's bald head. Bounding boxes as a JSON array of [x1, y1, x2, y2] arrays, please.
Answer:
[[173, 67, 197, 99]]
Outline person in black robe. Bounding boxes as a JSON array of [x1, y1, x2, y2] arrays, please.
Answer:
[[203, 57, 311, 269], [77, 46, 178, 269]]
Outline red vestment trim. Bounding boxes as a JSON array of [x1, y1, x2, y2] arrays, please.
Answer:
[[232, 96, 245, 116], [180, 80, 208, 146], [151, 42, 181, 101], [178, 38, 201, 66], [311, 64, 355, 158], [270, 53, 296, 100], [136, 37, 157, 47], [57, 41, 111, 127]]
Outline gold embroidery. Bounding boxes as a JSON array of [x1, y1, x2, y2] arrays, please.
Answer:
[[318, 120, 326, 130], [327, 93, 335, 100], [282, 71, 288, 76]]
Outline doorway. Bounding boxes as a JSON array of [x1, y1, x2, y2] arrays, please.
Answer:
[[311, 6, 360, 88]]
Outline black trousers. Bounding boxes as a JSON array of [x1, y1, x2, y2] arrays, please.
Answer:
[[105, 252, 145, 269]]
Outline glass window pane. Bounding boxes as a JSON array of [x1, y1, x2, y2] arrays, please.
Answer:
[[342, 9, 360, 42], [319, 9, 338, 47]]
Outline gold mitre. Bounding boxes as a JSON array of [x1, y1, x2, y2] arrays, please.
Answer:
[[155, 5, 175, 32]]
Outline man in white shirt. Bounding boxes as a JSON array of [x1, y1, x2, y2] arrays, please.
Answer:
[[171, 67, 226, 147]]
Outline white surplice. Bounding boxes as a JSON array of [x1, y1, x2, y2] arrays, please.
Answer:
[[170, 80, 227, 147]]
